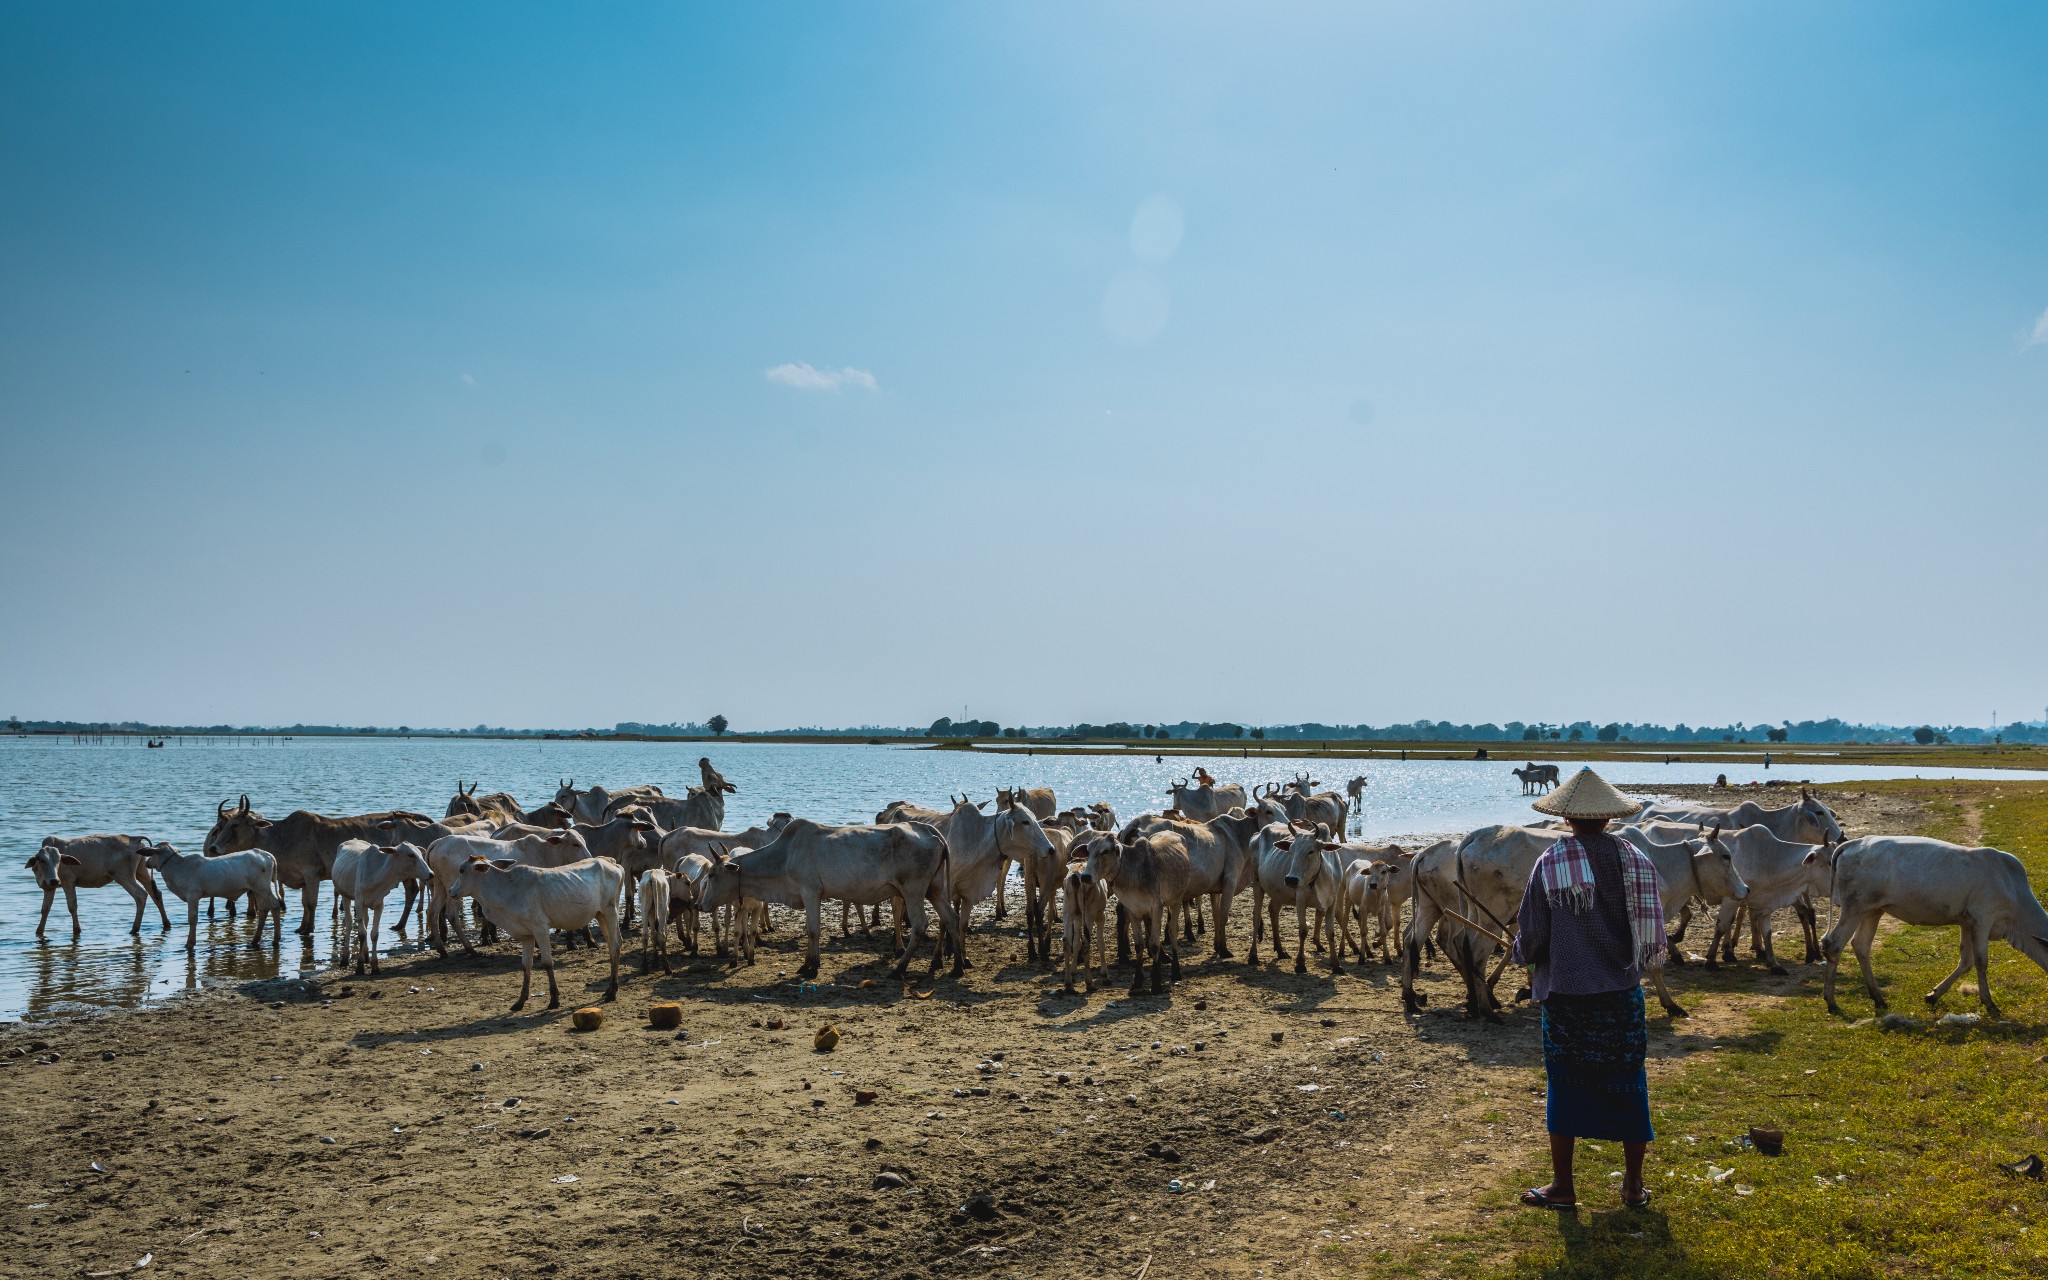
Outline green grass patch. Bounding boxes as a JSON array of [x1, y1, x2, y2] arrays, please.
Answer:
[[1473, 781, 2048, 1280]]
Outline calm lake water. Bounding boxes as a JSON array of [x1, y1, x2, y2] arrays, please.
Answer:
[[5, 736, 2040, 1023]]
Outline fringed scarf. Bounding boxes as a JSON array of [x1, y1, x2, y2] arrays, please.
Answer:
[[1538, 834, 1667, 971]]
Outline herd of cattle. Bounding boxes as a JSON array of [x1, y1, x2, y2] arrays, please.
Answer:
[[26, 758, 2048, 1024]]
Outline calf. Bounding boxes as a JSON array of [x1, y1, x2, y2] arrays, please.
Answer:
[[143, 843, 283, 951], [27, 835, 170, 939], [637, 868, 675, 974], [1081, 831, 1192, 997], [332, 840, 435, 973], [452, 855, 625, 1011], [1060, 856, 1109, 995]]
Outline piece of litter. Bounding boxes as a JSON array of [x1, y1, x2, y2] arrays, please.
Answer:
[[1707, 1165, 1735, 1183], [1938, 1012, 1981, 1027], [552, 1175, 579, 1184], [89, 1160, 108, 1174], [1735, 1184, 1755, 1196], [1202, 1179, 1216, 1191], [84, 1254, 151, 1277], [1295, 1084, 1323, 1092]]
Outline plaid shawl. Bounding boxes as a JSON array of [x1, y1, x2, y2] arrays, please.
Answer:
[[1537, 834, 1667, 971]]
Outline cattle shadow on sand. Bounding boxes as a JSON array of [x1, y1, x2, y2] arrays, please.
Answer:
[[349, 1006, 576, 1048], [1035, 989, 1180, 1031]]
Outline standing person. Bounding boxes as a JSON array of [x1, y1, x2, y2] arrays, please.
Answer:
[[1513, 768, 1665, 1210]]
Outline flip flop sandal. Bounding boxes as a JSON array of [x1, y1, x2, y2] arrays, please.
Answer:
[[1623, 1189, 1653, 1209], [1519, 1188, 1578, 1209]]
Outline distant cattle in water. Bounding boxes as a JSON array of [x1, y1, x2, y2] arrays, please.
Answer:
[[1512, 764, 1561, 795]]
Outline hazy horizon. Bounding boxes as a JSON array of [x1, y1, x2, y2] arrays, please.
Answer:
[[4, 4, 2044, 731]]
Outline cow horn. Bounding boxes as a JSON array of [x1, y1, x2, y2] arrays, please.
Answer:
[[218, 798, 231, 820], [239, 794, 250, 814]]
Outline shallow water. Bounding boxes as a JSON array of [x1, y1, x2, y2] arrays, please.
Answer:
[[4, 736, 2038, 1022]]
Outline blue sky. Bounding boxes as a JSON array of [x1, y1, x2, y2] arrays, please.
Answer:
[[2, 2, 2044, 730]]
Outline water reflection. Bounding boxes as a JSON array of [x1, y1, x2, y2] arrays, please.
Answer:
[[5, 736, 2043, 1021]]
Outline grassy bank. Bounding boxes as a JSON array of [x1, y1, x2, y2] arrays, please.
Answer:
[[933, 739, 2048, 773], [1456, 780, 2048, 1279]]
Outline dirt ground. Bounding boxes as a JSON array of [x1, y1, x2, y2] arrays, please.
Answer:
[[0, 785, 1915, 1280]]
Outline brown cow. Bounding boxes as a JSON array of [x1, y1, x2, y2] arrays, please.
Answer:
[[204, 796, 435, 939]]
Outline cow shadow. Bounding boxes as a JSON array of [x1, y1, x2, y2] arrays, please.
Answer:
[[351, 1006, 575, 1046]]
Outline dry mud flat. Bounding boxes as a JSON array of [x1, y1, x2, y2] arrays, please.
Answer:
[[0, 786, 1907, 1280]]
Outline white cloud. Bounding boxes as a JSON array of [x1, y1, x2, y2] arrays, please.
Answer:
[[2027, 308, 2048, 349], [461, 372, 479, 387], [765, 362, 879, 392]]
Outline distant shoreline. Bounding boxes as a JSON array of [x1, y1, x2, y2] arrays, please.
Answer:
[[11, 730, 2043, 772]]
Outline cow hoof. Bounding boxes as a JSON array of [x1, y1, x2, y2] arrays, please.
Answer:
[[1061, 983, 1076, 995], [1923, 992, 1942, 1007], [1294, 962, 1307, 975]]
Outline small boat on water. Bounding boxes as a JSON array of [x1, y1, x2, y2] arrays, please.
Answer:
[[146, 739, 164, 748]]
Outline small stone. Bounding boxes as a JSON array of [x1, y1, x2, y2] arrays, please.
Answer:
[[1124, 1094, 1139, 1106], [518, 1127, 552, 1139], [1056, 1073, 1070, 1085], [873, 1171, 910, 1190], [503, 1098, 520, 1108], [470, 1063, 483, 1072], [1241, 1125, 1281, 1144], [1193, 1042, 1206, 1052], [319, 1136, 336, 1145], [854, 1090, 878, 1106], [991, 1051, 1005, 1062], [977, 1060, 998, 1074], [1320, 1018, 1337, 1028], [1193, 999, 1208, 1011], [269, 1001, 286, 1010], [864, 1137, 882, 1151], [100, 1051, 116, 1062], [1271, 1032, 1285, 1044]]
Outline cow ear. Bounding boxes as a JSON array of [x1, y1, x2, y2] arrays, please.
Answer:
[[546, 835, 565, 844], [253, 819, 272, 828], [60, 854, 82, 865], [490, 859, 516, 870], [24, 855, 38, 868]]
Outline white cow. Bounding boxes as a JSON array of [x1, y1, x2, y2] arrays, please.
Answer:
[[1823, 836, 2048, 1019], [423, 829, 590, 954], [695, 819, 959, 979], [1403, 825, 1552, 1019], [1246, 822, 1345, 974], [142, 843, 283, 951], [1699, 825, 1832, 974], [331, 840, 435, 973], [451, 855, 625, 1011]]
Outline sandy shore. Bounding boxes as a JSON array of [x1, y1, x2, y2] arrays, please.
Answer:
[[0, 786, 1914, 1279]]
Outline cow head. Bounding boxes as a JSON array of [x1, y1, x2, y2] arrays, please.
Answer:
[[699, 757, 737, 795], [995, 787, 1016, 812], [554, 779, 580, 809], [447, 781, 484, 819], [1797, 789, 1845, 844], [1077, 833, 1122, 889], [1692, 835, 1747, 901], [205, 796, 270, 855], [25, 841, 79, 888]]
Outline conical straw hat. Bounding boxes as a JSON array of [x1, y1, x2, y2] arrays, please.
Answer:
[[1531, 767, 1640, 820]]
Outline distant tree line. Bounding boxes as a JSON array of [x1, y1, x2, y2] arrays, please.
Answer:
[[10, 714, 2043, 746]]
